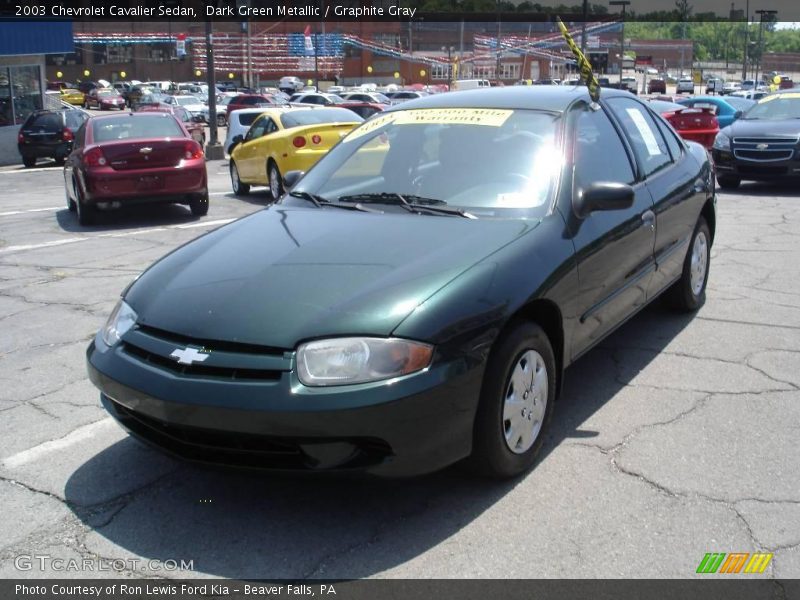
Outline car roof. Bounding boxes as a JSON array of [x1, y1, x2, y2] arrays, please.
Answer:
[[384, 85, 621, 113], [89, 111, 176, 121]]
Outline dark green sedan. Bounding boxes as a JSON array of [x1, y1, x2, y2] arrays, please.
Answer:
[[87, 87, 716, 478]]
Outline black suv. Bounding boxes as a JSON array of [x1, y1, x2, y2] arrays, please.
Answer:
[[17, 109, 89, 167]]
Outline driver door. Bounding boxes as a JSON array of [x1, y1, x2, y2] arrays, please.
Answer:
[[235, 116, 270, 181]]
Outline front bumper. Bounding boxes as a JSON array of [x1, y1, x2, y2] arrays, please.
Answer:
[[87, 336, 482, 477], [712, 147, 800, 180]]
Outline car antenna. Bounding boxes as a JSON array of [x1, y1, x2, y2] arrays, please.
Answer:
[[556, 16, 601, 109]]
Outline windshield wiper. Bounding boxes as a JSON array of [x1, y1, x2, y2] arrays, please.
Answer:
[[338, 192, 475, 219], [288, 190, 381, 213]]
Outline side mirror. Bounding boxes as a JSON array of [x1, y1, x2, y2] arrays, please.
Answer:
[[574, 182, 635, 218], [232, 134, 243, 146], [733, 110, 743, 120], [282, 170, 304, 191]]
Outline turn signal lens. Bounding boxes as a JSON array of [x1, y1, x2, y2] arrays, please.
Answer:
[[62, 128, 74, 142], [292, 136, 306, 148], [311, 134, 321, 144]]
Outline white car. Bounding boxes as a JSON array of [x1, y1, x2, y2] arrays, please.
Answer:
[[224, 108, 275, 157], [278, 76, 305, 93], [169, 95, 209, 122], [288, 92, 344, 106], [340, 91, 392, 105], [676, 78, 695, 94]]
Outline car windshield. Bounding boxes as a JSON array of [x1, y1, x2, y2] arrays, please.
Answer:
[[175, 97, 197, 105], [280, 108, 362, 128], [649, 100, 685, 113], [92, 115, 184, 142], [742, 94, 800, 120], [97, 90, 116, 97], [290, 108, 561, 219]]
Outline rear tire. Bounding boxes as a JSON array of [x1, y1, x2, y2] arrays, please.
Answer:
[[717, 175, 741, 190], [665, 216, 711, 312], [22, 156, 36, 168], [230, 161, 249, 195], [76, 188, 95, 226], [189, 193, 209, 217], [216, 114, 227, 128], [66, 177, 77, 212], [468, 321, 556, 479]]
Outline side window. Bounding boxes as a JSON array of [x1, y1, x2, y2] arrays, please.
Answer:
[[606, 97, 672, 178], [74, 122, 87, 148], [652, 113, 684, 161], [245, 116, 268, 141], [573, 108, 635, 191], [264, 119, 278, 135]]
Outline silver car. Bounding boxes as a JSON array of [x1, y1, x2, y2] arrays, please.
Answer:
[[676, 78, 695, 94]]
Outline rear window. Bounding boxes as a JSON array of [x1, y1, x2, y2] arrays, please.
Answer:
[[65, 111, 88, 129], [280, 108, 362, 128], [92, 115, 184, 142], [29, 113, 62, 130], [238, 112, 261, 126]]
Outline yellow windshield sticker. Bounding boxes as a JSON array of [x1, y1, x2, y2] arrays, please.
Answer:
[[344, 108, 514, 142]]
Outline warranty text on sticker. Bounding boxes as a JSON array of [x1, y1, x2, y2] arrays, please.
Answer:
[[344, 108, 514, 142]]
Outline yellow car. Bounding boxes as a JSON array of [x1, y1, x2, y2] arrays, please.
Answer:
[[229, 106, 362, 199], [60, 88, 85, 106]]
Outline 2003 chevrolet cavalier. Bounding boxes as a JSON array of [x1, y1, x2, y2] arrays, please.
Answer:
[[87, 87, 715, 478]]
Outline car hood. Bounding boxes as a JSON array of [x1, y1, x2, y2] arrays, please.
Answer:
[[723, 118, 800, 137], [125, 207, 540, 349]]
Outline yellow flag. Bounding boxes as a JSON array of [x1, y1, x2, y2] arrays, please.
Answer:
[[556, 17, 600, 103]]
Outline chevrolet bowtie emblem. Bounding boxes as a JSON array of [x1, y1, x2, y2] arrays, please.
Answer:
[[756, 143, 769, 149], [139, 147, 153, 154], [170, 347, 209, 365]]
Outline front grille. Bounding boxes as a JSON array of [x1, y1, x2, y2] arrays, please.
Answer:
[[733, 149, 794, 162], [120, 324, 288, 381], [733, 136, 799, 145], [109, 398, 393, 470], [121, 342, 281, 381], [136, 324, 284, 355]]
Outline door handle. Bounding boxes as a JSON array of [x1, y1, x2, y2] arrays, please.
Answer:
[[641, 210, 656, 230]]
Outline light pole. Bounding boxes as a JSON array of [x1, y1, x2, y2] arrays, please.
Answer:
[[753, 9, 777, 88], [741, 0, 750, 80], [610, 1, 631, 84], [442, 46, 455, 84]]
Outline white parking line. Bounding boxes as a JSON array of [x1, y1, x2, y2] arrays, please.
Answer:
[[0, 206, 62, 217], [1, 418, 115, 468], [0, 218, 235, 255]]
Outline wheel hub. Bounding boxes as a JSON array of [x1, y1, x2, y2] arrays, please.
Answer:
[[503, 349, 548, 454]]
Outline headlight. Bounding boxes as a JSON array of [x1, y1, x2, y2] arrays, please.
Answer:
[[101, 299, 137, 347], [296, 337, 433, 387], [713, 131, 730, 151]]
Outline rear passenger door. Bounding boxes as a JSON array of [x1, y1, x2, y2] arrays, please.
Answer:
[[567, 104, 656, 358], [605, 96, 701, 299]]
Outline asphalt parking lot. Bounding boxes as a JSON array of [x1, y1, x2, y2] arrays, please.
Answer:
[[0, 159, 798, 580]]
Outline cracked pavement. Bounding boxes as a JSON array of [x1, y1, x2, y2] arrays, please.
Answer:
[[0, 165, 798, 580]]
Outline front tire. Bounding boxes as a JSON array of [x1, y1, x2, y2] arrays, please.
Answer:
[[216, 114, 227, 128], [665, 216, 711, 311], [268, 161, 283, 199], [469, 321, 556, 479], [230, 161, 249, 195], [717, 175, 741, 190]]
